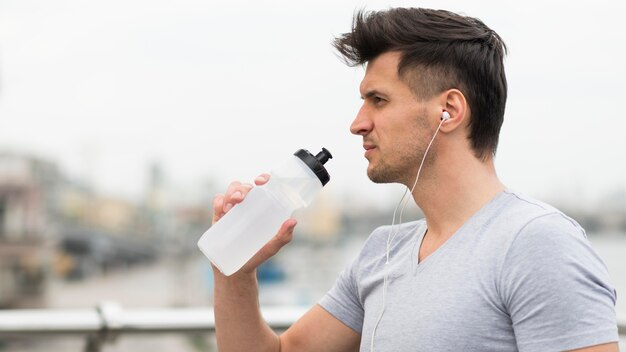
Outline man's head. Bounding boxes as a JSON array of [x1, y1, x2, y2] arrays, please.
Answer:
[[335, 8, 507, 160]]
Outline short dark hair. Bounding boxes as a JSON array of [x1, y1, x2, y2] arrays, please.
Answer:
[[334, 8, 507, 159]]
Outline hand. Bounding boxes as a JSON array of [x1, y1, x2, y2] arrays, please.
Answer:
[[211, 173, 297, 276]]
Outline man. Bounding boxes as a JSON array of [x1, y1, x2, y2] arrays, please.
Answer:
[[210, 8, 619, 352]]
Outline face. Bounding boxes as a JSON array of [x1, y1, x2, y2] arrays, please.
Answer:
[[350, 51, 439, 186]]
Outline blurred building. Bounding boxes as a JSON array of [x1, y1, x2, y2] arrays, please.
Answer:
[[294, 189, 343, 242], [0, 152, 168, 304], [0, 152, 60, 308], [557, 190, 626, 234], [139, 162, 172, 243], [56, 190, 159, 280]]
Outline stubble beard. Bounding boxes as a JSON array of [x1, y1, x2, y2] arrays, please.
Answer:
[[367, 126, 436, 186], [367, 147, 433, 186], [365, 105, 437, 185], [367, 158, 404, 184]]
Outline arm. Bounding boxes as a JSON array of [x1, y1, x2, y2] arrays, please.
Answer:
[[211, 175, 360, 352], [213, 270, 278, 351], [281, 305, 361, 352], [215, 271, 360, 352], [567, 343, 619, 352]]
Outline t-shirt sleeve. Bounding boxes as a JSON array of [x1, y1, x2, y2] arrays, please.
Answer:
[[500, 213, 618, 352], [318, 254, 365, 334]]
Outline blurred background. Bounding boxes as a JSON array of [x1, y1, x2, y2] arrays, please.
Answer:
[[0, 0, 625, 350]]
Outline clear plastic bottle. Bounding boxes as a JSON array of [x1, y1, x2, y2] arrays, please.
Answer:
[[197, 148, 332, 276]]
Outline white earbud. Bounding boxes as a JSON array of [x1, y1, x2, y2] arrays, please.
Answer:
[[441, 111, 451, 121]]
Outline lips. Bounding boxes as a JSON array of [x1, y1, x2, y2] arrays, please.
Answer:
[[363, 144, 376, 158]]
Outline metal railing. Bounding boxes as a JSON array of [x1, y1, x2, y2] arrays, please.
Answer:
[[0, 302, 308, 351], [0, 303, 624, 351]]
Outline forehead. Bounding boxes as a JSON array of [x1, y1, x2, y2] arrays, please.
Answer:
[[360, 52, 409, 95]]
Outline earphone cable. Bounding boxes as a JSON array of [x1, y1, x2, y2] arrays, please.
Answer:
[[370, 118, 446, 352]]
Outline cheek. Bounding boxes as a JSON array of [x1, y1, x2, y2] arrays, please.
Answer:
[[394, 127, 426, 156]]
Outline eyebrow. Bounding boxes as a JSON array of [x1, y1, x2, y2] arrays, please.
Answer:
[[361, 89, 385, 100]]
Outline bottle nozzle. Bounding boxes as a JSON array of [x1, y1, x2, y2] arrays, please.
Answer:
[[315, 148, 333, 164], [294, 147, 332, 186]]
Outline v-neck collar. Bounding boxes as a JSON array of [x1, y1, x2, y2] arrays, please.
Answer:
[[410, 190, 508, 275]]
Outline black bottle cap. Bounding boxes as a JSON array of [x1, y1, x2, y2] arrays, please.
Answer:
[[294, 148, 333, 186]]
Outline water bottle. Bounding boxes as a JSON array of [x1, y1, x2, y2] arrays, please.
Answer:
[[197, 148, 333, 276]]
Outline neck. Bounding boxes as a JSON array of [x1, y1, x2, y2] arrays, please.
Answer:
[[410, 153, 505, 240]]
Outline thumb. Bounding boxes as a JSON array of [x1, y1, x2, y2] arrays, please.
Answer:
[[241, 218, 297, 272]]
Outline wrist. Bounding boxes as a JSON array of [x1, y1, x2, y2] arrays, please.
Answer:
[[212, 264, 257, 283]]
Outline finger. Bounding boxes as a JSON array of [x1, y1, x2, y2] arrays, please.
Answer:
[[261, 219, 297, 258], [254, 173, 271, 186], [222, 181, 242, 213], [234, 183, 254, 200], [212, 193, 225, 223], [276, 218, 298, 242], [223, 181, 258, 214], [243, 219, 297, 271]]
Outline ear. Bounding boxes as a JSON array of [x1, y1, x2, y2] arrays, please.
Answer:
[[439, 89, 468, 133]]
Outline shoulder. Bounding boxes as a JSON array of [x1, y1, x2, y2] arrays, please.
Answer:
[[496, 191, 615, 304], [495, 193, 618, 351], [499, 190, 587, 251], [498, 190, 582, 227], [484, 190, 586, 245], [494, 190, 600, 276]]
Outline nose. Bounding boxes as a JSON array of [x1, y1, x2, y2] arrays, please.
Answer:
[[350, 104, 373, 136]]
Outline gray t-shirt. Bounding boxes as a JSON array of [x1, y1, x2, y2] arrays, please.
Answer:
[[319, 190, 618, 351]]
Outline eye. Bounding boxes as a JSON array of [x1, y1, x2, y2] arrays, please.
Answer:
[[372, 96, 386, 106]]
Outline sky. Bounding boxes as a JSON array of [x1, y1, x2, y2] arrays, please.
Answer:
[[0, 0, 625, 209]]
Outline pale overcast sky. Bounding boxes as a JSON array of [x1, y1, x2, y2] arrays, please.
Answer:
[[1, 0, 625, 208]]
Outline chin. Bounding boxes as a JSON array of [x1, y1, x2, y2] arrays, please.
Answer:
[[367, 158, 413, 185], [367, 167, 396, 184]]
